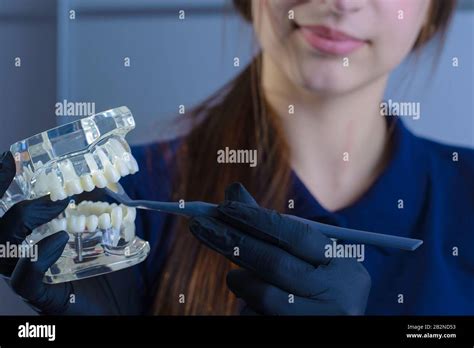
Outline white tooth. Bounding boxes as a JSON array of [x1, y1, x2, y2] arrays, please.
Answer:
[[67, 215, 86, 233], [122, 222, 135, 242], [114, 158, 130, 177], [85, 153, 107, 188], [96, 147, 120, 183], [89, 202, 107, 215], [49, 191, 59, 202], [65, 179, 83, 196], [50, 186, 67, 201], [111, 206, 123, 229], [97, 202, 110, 214], [106, 229, 121, 247], [66, 216, 75, 232], [77, 215, 86, 232], [83, 203, 95, 215], [92, 171, 108, 188], [58, 160, 83, 196], [104, 202, 117, 214], [59, 160, 76, 179], [46, 172, 61, 187], [108, 138, 127, 157], [123, 206, 136, 222], [98, 213, 111, 229], [76, 201, 89, 215], [96, 147, 110, 161], [96, 147, 112, 167], [80, 175, 95, 192], [83, 202, 96, 215], [86, 215, 99, 232], [46, 172, 66, 200], [85, 153, 99, 171], [125, 154, 139, 174], [34, 171, 49, 195], [104, 164, 120, 183], [121, 205, 127, 216], [106, 140, 130, 176], [107, 139, 137, 176]]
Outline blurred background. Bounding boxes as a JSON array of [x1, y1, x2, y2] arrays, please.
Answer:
[[0, 0, 472, 314]]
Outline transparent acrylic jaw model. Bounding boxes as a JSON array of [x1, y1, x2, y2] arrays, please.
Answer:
[[0, 106, 150, 283]]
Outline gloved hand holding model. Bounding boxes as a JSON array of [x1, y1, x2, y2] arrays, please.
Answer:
[[189, 183, 372, 315], [0, 151, 139, 315]]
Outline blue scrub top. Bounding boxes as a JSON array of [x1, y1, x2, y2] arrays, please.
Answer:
[[121, 117, 474, 315]]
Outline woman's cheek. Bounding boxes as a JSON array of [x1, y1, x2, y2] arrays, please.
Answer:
[[254, 1, 294, 52], [376, 0, 430, 58], [369, 34, 409, 75], [370, 21, 424, 74]]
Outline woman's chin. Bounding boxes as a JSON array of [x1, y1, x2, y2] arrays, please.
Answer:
[[290, 62, 360, 95], [298, 75, 359, 96]]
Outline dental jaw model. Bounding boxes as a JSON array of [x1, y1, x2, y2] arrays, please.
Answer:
[[0, 107, 149, 283]]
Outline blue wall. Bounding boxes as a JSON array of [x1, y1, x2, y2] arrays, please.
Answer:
[[0, 0, 57, 152], [0, 0, 472, 315], [61, 0, 254, 144]]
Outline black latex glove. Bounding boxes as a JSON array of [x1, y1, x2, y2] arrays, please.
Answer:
[[0, 152, 69, 277], [189, 183, 371, 315], [0, 151, 140, 315]]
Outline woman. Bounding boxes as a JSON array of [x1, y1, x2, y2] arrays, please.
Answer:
[[1, 0, 472, 315]]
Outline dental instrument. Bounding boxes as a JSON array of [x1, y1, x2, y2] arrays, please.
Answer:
[[104, 184, 423, 251]]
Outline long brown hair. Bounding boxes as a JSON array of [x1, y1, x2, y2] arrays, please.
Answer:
[[153, 0, 457, 315]]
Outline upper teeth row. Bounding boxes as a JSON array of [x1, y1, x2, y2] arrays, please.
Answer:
[[33, 138, 139, 201]]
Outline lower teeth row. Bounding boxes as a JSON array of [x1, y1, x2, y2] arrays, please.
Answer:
[[48, 201, 136, 236]]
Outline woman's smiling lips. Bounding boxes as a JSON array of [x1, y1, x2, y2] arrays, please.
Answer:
[[297, 24, 367, 56]]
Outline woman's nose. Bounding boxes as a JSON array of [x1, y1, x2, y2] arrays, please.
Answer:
[[326, 0, 367, 14]]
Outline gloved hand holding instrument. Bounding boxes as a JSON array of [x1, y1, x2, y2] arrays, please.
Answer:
[[188, 183, 372, 315], [0, 151, 139, 315]]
